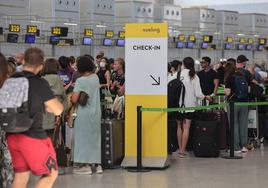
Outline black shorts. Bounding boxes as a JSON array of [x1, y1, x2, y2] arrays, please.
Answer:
[[176, 112, 195, 121]]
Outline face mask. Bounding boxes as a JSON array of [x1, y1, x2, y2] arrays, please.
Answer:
[[100, 62, 106, 68]]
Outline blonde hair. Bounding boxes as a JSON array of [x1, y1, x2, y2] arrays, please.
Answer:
[[115, 58, 125, 72]]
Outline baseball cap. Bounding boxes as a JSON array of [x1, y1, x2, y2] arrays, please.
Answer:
[[237, 55, 249, 64]]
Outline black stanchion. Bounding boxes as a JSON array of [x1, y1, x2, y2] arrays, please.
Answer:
[[222, 101, 243, 159], [128, 106, 151, 172]]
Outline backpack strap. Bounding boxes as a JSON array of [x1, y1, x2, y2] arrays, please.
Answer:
[[180, 84, 186, 108], [11, 71, 36, 79]]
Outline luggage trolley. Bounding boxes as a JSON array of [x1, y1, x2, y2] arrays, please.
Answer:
[[248, 98, 264, 149]]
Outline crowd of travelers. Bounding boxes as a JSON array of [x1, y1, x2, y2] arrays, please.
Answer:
[[1, 46, 268, 188]]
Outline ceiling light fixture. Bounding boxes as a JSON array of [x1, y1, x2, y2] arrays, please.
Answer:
[[64, 22, 78, 26], [96, 24, 107, 28], [30, 20, 44, 24]]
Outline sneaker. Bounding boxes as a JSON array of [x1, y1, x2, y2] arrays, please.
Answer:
[[242, 147, 248, 153], [234, 150, 242, 154], [96, 165, 103, 174], [58, 168, 65, 175], [73, 166, 92, 175], [178, 153, 186, 158]]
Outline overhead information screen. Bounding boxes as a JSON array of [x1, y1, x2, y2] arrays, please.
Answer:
[[118, 31, 125, 38], [84, 29, 93, 37], [203, 35, 213, 43], [27, 25, 37, 34], [51, 27, 68, 37], [239, 37, 245, 44], [227, 37, 233, 43], [188, 35, 196, 42], [9, 24, 20, 33], [178, 34, 185, 41], [248, 38, 253, 44], [105, 30, 114, 38], [0, 27, 3, 35], [259, 38, 267, 45]]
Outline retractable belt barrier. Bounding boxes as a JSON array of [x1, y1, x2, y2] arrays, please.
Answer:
[[132, 100, 268, 170]]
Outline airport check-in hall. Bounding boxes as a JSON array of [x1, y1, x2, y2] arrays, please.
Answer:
[[1, 0, 268, 188]]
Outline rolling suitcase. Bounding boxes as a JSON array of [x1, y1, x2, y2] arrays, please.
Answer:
[[193, 107, 228, 157], [193, 119, 220, 157], [101, 119, 124, 169]]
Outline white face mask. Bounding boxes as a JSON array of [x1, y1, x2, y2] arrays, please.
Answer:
[[100, 62, 106, 68]]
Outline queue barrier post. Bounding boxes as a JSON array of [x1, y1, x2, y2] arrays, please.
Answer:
[[127, 106, 151, 172]]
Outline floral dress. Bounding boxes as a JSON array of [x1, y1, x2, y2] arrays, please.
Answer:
[[0, 128, 14, 188]]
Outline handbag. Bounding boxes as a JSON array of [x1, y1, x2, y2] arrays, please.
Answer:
[[65, 94, 77, 128], [104, 88, 114, 109], [53, 126, 68, 167], [78, 91, 89, 106], [112, 95, 125, 119]]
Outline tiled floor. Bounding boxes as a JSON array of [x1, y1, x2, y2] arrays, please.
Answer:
[[29, 146, 268, 188]]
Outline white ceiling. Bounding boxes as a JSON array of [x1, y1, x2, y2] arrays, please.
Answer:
[[174, 0, 268, 6]]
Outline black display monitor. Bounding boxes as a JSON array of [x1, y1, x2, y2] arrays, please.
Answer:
[[25, 34, 36, 44], [186, 42, 194, 49], [237, 44, 245, 50], [0, 27, 3, 35], [176, 41, 184, 48], [224, 43, 231, 50], [7, 33, 18, 43], [201, 42, 209, 49], [103, 38, 113, 46], [82, 37, 92, 45], [49, 36, 60, 45], [246, 44, 252, 51], [116, 39, 125, 47], [257, 45, 264, 51]]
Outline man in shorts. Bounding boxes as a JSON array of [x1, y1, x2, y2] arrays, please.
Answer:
[[7, 47, 64, 188]]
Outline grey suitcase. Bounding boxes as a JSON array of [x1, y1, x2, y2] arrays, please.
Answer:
[[101, 119, 124, 169]]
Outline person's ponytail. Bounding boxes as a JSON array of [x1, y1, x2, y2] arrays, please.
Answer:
[[189, 67, 196, 80]]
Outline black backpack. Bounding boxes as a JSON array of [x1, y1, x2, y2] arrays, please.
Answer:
[[234, 71, 249, 100], [168, 73, 186, 112], [0, 72, 34, 133]]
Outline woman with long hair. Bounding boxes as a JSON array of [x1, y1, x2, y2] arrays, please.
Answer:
[[176, 57, 211, 158], [0, 52, 14, 188]]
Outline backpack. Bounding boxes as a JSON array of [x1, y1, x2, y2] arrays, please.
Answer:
[[0, 72, 33, 133], [234, 73, 248, 100], [168, 73, 186, 110]]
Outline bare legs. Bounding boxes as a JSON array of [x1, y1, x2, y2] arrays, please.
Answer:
[[176, 119, 191, 154], [11, 169, 58, 188]]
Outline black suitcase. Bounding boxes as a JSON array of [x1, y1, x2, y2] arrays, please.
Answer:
[[193, 120, 220, 158], [168, 119, 178, 154], [101, 119, 124, 169]]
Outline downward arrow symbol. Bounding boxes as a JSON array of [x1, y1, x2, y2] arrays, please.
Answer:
[[150, 75, 160, 85]]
